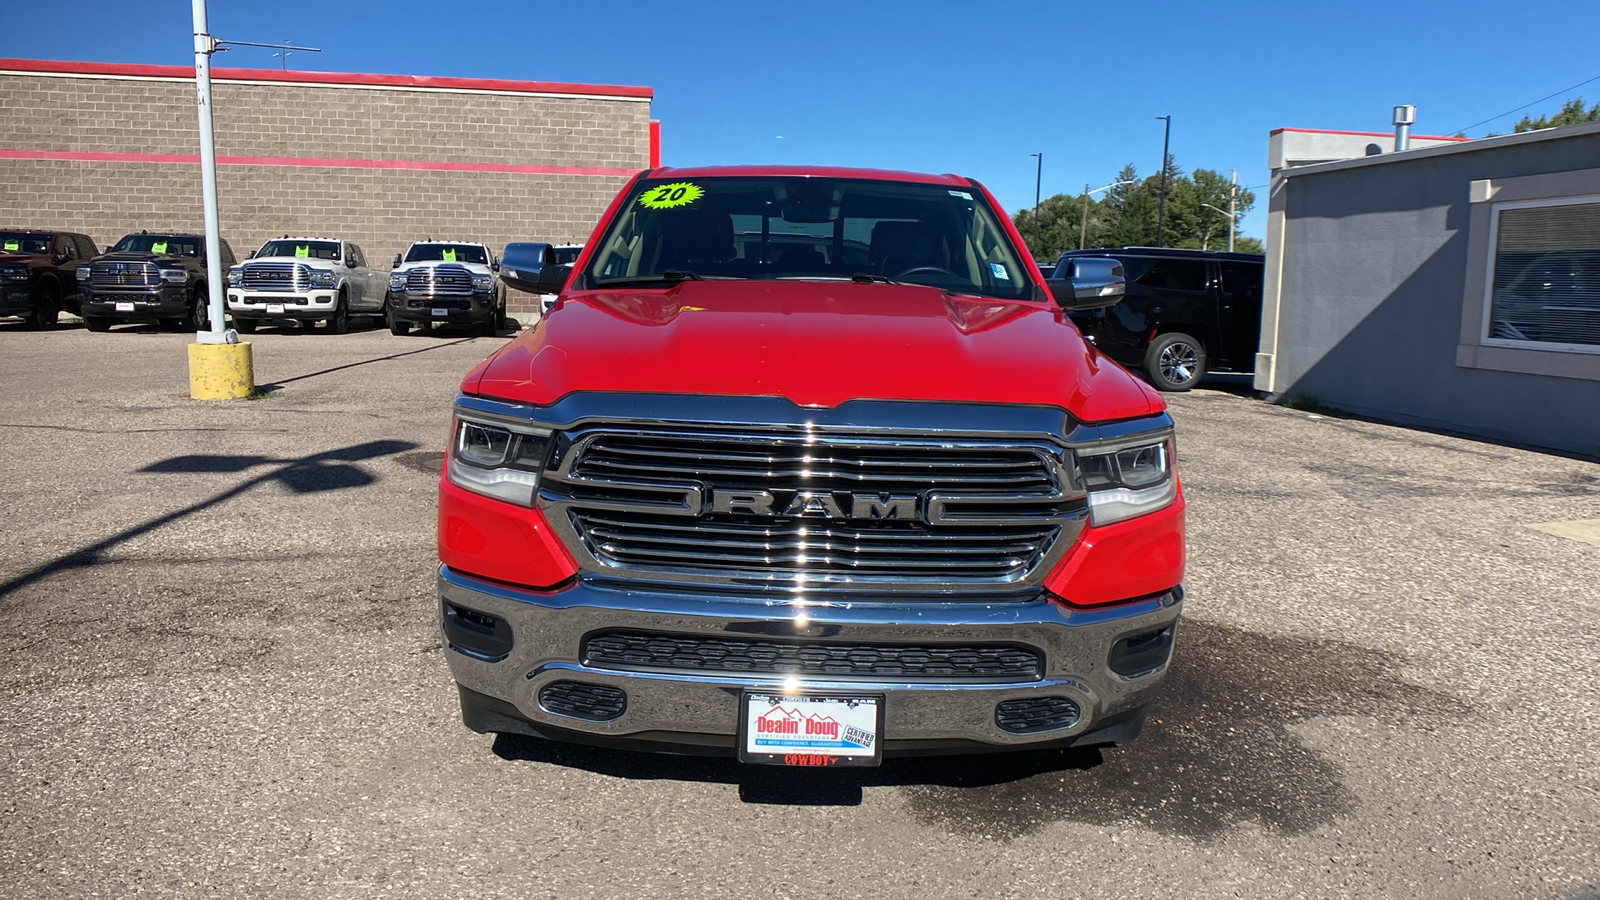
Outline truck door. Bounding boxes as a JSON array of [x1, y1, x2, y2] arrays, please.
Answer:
[[1216, 260, 1264, 370]]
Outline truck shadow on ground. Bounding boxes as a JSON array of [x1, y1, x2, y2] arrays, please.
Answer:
[[492, 618, 1468, 841], [0, 439, 416, 602]]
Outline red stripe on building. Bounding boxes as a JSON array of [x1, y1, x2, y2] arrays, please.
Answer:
[[0, 148, 640, 177], [0, 57, 652, 100], [649, 120, 661, 168]]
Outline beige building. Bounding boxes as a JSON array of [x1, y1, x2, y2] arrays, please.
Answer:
[[0, 57, 657, 315]]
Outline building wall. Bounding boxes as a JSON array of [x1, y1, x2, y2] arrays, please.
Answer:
[[1257, 126, 1600, 455], [0, 60, 654, 316]]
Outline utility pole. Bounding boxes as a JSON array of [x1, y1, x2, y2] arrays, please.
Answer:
[[1154, 115, 1171, 247], [1029, 152, 1042, 258], [1080, 182, 1091, 251], [1228, 167, 1237, 253]]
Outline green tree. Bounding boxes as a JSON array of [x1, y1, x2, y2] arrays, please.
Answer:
[[1512, 97, 1600, 132], [1014, 159, 1260, 259]]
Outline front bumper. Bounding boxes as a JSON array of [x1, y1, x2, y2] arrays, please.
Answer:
[[439, 566, 1181, 756], [388, 290, 496, 323], [227, 289, 338, 319], [81, 286, 188, 318], [0, 284, 36, 314]]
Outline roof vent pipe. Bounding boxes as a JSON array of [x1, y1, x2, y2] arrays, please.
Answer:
[[1393, 105, 1416, 151]]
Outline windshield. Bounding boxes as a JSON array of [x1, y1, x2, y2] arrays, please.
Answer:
[[404, 243, 489, 264], [257, 240, 340, 261], [114, 234, 201, 256], [1, 232, 53, 254], [583, 176, 1034, 300], [555, 246, 583, 265]]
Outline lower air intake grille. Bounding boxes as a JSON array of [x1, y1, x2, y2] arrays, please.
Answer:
[[584, 631, 1042, 683], [995, 697, 1081, 733], [537, 681, 626, 721]]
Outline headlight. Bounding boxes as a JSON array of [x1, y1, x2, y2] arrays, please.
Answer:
[[159, 269, 187, 284], [0, 267, 28, 282], [227, 267, 242, 286], [388, 271, 405, 290], [77, 265, 92, 283], [310, 269, 336, 287], [446, 416, 554, 506], [472, 274, 494, 292], [1075, 431, 1177, 527]]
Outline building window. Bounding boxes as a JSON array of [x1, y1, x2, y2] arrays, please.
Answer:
[[1485, 197, 1600, 352]]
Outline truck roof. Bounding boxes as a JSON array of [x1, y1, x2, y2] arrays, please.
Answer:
[[645, 165, 971, 186]]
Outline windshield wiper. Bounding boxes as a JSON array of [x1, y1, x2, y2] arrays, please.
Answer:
[[850, 272, 900, 284], [594, 270, 712, 287]]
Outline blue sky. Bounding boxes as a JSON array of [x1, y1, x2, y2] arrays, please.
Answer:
[[6, 0, 1599, 241]]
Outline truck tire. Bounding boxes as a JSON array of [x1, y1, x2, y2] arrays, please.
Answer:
[[26, 281, 60, 330], [182, 287, 209, 332], [388, 307, 412, 335], [83, 316, 111, 332], [1143, 332, 1206, 392], [234, 317, 257, 334], [329, 292, 350, 335]]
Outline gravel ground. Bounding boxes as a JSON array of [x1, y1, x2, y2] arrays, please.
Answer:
[[1, 319, 1595, 900]]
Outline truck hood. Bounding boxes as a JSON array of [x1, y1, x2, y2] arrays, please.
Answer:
[[247, 255, 337, 270], [96, 251, 195, 267], [393, 260, 494, 276], [0, 253, 43, 266], [468, 280, 1162, 422]]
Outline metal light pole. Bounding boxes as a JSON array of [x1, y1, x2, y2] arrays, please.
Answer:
[[191, 0, 227, 346], [1028, 152, 1042, 258], [1080, 179, 1136, 250], [1154, 115, 1171, 247], [1228, 167, 1236, 252]]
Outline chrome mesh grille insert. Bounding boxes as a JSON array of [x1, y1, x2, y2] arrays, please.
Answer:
[[540, 426, 1082, 593], [405, 264, 474, 295], [240, 261, 308, 292], [584, 631, 1043, 682], [89, 261, 158, 286]]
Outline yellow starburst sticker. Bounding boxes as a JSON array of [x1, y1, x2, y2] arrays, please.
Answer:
[[638, 182, 705, 210]]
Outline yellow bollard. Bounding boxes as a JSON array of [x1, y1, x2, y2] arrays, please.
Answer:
[[187, 341, 255, 400]]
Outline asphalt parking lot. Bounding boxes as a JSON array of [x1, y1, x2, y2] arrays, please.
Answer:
[[1, 320, 1596, 900]]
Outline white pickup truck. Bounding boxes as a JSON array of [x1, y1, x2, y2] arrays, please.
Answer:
[[385, 240, 504, 336], [226, 237, 384, 334]]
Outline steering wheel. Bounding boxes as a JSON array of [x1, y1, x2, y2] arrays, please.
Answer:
[[893, 265, 964, 282]]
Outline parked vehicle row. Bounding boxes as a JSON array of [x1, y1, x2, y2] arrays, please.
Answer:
[[4, 228, 581, 336]]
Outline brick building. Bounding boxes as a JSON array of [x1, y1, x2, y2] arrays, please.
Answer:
[[0, 58, 657, 316]]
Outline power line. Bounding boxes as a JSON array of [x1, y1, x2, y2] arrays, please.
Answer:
[[1451, 72, 1600, 135]]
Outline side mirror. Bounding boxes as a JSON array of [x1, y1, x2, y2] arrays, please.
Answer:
[[55, 250, 70, 262], [491, 258, 500, 271], [1047, 257, 1126, 311], [502, 263, 570, 295], [104, 246, 114, 254], [393, 253, 402, 268], [246, 250, 256, 258]]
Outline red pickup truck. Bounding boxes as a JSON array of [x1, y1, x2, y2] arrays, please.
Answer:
[[438, 166, 1184, 767]]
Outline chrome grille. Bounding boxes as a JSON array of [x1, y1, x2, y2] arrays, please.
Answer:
[[240, 261, 308, 292], [405, 264, 474, 296], [89, 261, 158, 286], [541, 427, 1083, 594]]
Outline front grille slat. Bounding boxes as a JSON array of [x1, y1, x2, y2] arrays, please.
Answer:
[[405, 264, 474, 296], [546, 426, 1078, 592], [240, 261, 309, 292], [89, 261, 159, 286], [584, 631, 1042, 682]]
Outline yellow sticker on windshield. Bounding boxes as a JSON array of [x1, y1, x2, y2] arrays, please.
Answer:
[[2, 241, 17, 251], [151, 241, 168, 253], [295, 245, 309, 258], [638, 182, 704, 209], [442, 248, 456, 261]]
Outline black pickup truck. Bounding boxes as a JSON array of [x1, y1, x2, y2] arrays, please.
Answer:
[[77, 232, 235, 332], [0, 229, 98, 328]]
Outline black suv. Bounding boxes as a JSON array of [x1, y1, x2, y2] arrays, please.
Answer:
[[0, 229, 98, 328], [78, 232, 236, 332], [1054, 247, 1264, 391]]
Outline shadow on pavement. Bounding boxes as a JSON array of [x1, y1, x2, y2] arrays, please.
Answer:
[[0, 439, 417, 601], [255, 338, 478, 390]]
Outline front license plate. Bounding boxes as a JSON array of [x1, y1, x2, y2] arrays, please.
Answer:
[[739, 691, 883, 767], [266, 304, 285, 314], [431, 307, 448, 317], [114, 301, 134, 312]]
